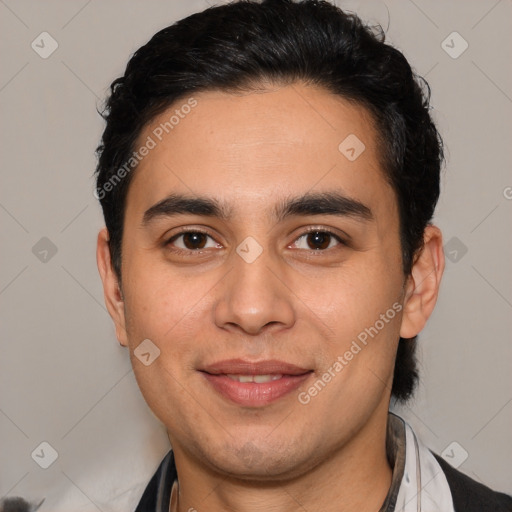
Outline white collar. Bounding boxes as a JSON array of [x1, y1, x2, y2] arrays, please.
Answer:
[[393, 415, 455, 511]]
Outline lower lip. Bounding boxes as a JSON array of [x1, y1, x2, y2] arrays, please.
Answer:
[[202, 373, 312, 407]]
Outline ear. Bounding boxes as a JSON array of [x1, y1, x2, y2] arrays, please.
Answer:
[[400, 224, 445, 339], [96, 228, 128, 346]]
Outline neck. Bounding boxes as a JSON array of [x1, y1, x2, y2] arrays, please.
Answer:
[[170, 408, 393, 512]]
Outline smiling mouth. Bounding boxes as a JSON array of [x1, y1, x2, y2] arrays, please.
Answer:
[[199, 359, 313, 406]]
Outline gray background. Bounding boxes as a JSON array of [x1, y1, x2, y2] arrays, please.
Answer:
[[1, 0, 511, 509]]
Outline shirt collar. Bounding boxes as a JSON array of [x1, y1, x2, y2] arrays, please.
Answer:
[[379, 412, 407, 511]]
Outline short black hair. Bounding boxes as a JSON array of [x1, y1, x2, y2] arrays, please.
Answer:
[[95, 0, 444, 402]]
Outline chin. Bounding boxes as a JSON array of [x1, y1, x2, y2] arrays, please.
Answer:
[[193, 436, 318, 482]]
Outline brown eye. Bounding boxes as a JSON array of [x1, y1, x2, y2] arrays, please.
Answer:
[[291, 230, 345, 251], [182, 232, 208, 249], [306, 231, 332, 250], [168, 231, 219, 251]]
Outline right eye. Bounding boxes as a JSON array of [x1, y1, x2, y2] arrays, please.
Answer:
[[165, 231, 222, 253]]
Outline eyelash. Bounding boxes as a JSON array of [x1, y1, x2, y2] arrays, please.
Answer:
[[164, 227, 348, 255], [291, 228, 347, 252], [165, 228, 219, 255]]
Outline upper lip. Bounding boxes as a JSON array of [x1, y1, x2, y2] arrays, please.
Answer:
[[200, 359, 311, 376]]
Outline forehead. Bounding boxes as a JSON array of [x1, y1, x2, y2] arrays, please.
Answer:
[[125, 83, 395, 221]]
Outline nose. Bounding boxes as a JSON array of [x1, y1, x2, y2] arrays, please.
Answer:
[[213, 249, 296, 336]]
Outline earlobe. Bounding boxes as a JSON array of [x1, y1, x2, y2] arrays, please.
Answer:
[[399, 225, 445, 339], [96, 228, 129, 346]]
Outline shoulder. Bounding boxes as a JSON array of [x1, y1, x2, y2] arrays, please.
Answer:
[[433, 453, 512, 512]]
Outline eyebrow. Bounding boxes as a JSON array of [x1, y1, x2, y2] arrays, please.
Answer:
[[274, 191, 373, 223], [142, 191, 373, 226], [142, 194, 230, 225]]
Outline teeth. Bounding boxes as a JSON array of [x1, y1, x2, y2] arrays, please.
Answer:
[[227, 374, 283, 383], [254, 374, 282, 383]]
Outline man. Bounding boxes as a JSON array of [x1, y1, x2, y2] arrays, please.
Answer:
[[94, 1, 512, 510]]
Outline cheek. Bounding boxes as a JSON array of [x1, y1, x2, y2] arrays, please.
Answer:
[[121, 265, 210, 429], [123, 266, 210, 345], [299, 269, 402, 412], [294, 253, 402, 329], [122, 239, 187, 304]]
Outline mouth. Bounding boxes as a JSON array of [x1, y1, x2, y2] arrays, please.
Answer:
[[199, 359, 313, 407]]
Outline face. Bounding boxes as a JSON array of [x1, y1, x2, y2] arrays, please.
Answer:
[[100, 83, 416, 480]]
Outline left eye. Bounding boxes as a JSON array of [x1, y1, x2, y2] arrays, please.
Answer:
[[292, 231, 342, 251], [168, 232, 220, 250]]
